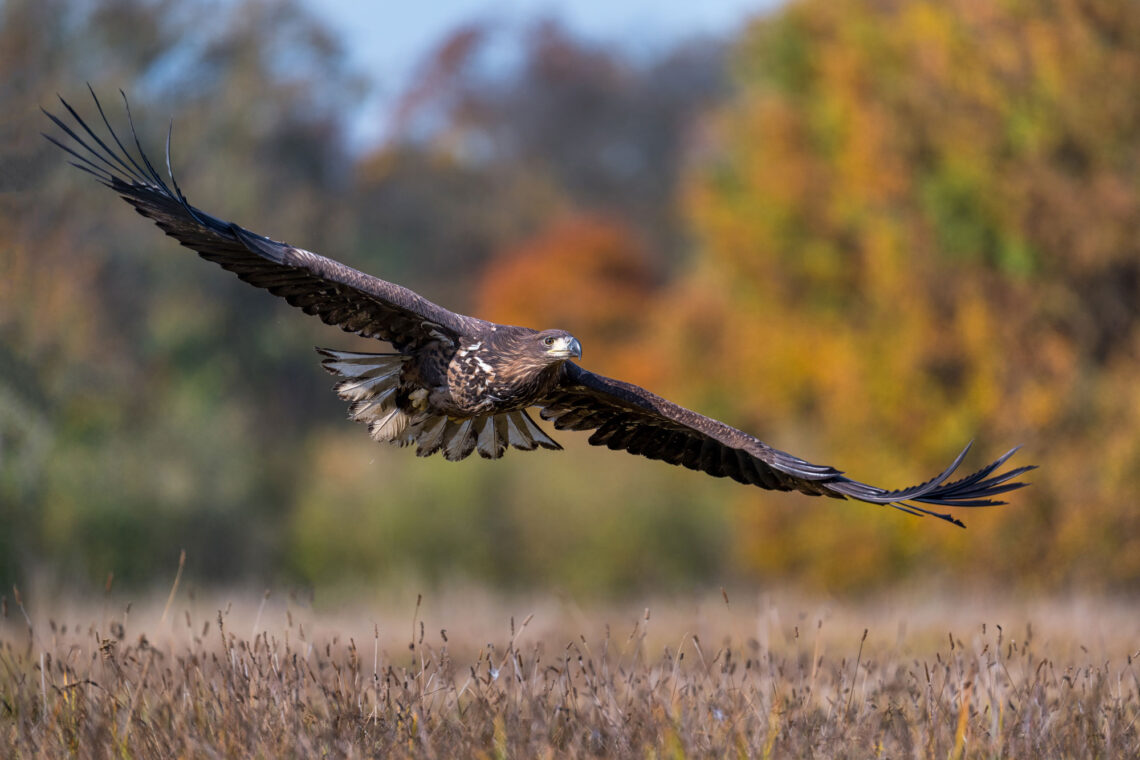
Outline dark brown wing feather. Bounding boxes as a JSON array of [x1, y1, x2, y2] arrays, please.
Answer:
[[43, 88, 483, 351], [541, 363, 1034, 527]]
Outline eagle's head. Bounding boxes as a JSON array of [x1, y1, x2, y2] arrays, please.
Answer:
[[485, 328, 582, 380], [534, 329, 582, 361]]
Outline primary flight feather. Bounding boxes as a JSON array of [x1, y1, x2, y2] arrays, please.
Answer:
[[44, 89, 1035, 527]]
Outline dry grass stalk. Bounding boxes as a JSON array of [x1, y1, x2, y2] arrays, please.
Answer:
[[1, 590, 1137, 758]]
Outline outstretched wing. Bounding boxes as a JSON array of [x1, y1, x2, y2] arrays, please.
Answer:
[[541, 363, 1034, 527], [43, 88, 483, 351]]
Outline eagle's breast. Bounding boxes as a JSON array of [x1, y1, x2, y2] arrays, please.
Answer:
[[447, 340, 499, 413], [445, 331, 565, 415]]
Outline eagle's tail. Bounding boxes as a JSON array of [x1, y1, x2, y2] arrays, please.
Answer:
[[317, 348, 412, 441], [316, 348, 560, 461], [404, 410, 561, 461]]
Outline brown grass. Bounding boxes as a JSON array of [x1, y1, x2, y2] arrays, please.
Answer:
[[2, 585, 1138, 758]]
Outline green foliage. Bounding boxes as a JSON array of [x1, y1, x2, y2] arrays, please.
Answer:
[[1, 0, 361, 586], [286, 435, 730, 595]]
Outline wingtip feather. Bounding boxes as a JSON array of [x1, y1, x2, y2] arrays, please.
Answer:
[[822, 441, 1034, 526]]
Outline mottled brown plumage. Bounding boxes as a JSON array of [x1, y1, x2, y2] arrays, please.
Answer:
[[45, 89, 1035, 526]]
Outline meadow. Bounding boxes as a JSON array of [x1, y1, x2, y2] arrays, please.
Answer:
[[2, 583, 1137, 758]]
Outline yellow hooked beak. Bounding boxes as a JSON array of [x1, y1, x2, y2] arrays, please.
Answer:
[[548, 335, 583, 359]]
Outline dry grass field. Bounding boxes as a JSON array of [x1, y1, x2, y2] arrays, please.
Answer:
[[2, 583, 1138, 758]]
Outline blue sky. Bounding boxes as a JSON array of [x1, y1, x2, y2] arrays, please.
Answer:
[[302, 0, 781, 146]]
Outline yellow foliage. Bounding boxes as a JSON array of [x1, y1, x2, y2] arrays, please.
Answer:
[[670, 0, 1140, 588]]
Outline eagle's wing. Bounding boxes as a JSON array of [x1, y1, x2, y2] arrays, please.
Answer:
[[44, 88, 481, 351], [541, 363, 1034, 527]]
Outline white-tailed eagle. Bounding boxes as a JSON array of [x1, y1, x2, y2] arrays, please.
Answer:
[[44, 90, 1034, 527]]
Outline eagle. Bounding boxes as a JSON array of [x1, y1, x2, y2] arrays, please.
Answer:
[[44, 90, 1034, 527]]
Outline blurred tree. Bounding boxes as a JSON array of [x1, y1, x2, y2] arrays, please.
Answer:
[[679, 0, 1140, 589], [1, 0, 364, 585], [3, 2, 733, 595], [349, 21, 727, 312]]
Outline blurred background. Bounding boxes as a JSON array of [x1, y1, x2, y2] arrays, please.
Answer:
[[2, 0, 1138, 599]]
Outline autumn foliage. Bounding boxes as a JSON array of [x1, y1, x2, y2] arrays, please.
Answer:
[[6, 0, 1140, 594], [476, 214, 657, 382], [673, 0, 1140, 587]]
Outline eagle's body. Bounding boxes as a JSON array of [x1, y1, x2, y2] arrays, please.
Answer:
[[45, 90, 1034, 526], [318, 325, 579, 459]]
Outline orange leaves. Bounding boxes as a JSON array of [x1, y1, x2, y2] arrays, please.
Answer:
[[475, 213, 660, 381]]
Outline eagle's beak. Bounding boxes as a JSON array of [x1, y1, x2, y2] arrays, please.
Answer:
[[551, 336, 582, 359]]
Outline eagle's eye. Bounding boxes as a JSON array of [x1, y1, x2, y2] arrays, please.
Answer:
[[543, 336, 555, 346]]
